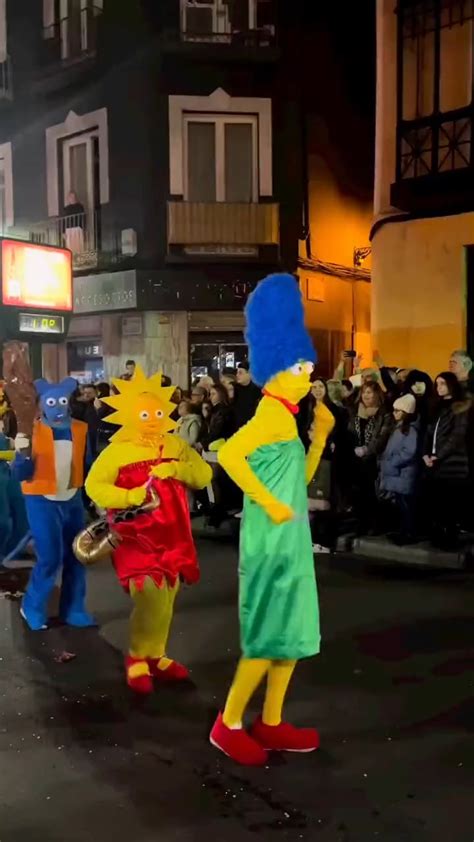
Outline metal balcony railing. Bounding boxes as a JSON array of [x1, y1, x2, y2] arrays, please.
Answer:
[[167, 201, 280, 246], [42, 5, 102, 65], [30, 211, 100, 270], [396, 106, 473, 181], [0, 57, 12, 100], [180, 0, 276, 45]]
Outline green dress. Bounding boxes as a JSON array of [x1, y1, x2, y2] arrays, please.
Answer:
[[239, 436, 320, 660]]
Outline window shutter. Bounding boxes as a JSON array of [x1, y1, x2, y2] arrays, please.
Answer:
[[43, 0, 55, 40], [0, 0, 6, 63]]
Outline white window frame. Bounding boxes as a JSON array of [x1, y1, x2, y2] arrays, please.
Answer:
[[63, 132, 98, 212], [0, 0, 7, 64], [183, 113, 258, 202], [180, 0, 257, 36], [43, 0, 103, 54], [169, 88, 273, 198], [0, 141, 13, 231], [46, 108, 109, 217], [59, 0, 90, 60]]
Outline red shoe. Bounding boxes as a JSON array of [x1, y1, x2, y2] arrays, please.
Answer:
[[210, 713, 268, 766], [148, 658, 190, 683], [125, 656, 153, 694], [251, 717, 320, 753]]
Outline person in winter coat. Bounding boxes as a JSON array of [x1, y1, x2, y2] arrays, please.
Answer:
[[348, 381, 393, 534], [176, 399, 202, 447], [379, 393, 419, 544], [202, 385, 234, 449], [205, 385, 239, 526], [307, 378, 351, 551], [423, 371, 471, 549], [402, 369, 433, 438]]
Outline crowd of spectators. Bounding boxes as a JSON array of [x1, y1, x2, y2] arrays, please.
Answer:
[[2, 347, 473, 556]]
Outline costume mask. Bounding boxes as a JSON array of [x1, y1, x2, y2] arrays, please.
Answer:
[[102, 366, 177, 444], [35, 378, 77, 430]]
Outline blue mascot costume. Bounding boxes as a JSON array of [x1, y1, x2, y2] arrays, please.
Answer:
[[12, 378, 95, 631], [0, 433, 30, 564]]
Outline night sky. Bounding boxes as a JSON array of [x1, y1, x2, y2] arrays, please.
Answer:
[[301, 0, 376, 201]]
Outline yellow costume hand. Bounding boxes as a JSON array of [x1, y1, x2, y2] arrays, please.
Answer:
[[263, 500, 295, 524], [311, 402, 335, 439], [150, 463, 177, 481], [209, 438, 225, 453], [127, 486, 147, 507]]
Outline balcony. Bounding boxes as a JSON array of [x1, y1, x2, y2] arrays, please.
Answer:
[[167, 201, 279, 259], [30, 211, 101, 271], [37, 5, 102, 90], [163, 0, 278, 62], [0, 57, 12, 100], [391, 106, 474, 214]]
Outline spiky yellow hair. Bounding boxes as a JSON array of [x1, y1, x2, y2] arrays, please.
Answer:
[[102, 365, 177, 442]]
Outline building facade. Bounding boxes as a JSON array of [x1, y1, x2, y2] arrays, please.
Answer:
[[373, 0, 474, 375], [296, 2, 374, 374], [0, 0, 301, 384]]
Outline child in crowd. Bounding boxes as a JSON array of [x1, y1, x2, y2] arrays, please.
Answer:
[[176, 399, 202, 447], [379, 393, 419, 544]]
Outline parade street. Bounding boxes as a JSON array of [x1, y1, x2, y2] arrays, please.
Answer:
[[0, 541, 472, 842]]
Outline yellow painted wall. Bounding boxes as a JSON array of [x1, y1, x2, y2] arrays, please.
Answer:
[[372, 213, 473, 376], [303, 145, 373, 272], [299, 139, 373, 372]]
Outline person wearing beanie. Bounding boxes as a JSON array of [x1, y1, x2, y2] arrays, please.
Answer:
[[393, 394, 416, 415], [379, 392, 419, 545]]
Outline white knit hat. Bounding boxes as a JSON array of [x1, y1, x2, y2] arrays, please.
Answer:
[[393, 394, 416, 414]]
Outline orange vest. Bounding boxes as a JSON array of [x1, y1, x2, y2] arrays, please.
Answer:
[[22, 419, 87, 496]]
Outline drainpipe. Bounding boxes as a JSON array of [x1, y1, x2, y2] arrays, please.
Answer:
[[300, 100, 312, 260]]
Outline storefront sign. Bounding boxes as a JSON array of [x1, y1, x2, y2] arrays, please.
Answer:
[[19, 313, 65, 335], [73, 271, 137, 314], [76, 343, 103, 358], [1, 239, 72, 311]]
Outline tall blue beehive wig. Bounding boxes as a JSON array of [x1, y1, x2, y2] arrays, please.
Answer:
[[245, 273, 317, 386]]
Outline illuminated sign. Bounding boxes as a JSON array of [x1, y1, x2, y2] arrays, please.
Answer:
[[1, 239, 72, 312], [18, 313, 65, 335]]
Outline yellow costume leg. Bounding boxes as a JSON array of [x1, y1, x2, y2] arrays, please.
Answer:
[[222, 658, 270, 728], [129, 576, 179, 661], [262, 659, 297, 726]]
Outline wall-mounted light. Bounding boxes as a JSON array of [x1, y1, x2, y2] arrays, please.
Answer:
[[353, 246, 371, 268]]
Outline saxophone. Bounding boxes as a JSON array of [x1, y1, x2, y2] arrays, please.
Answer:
[[73, 487, 160, 565]]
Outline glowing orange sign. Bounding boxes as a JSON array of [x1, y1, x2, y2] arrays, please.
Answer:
[[1, 239, 72, 311]]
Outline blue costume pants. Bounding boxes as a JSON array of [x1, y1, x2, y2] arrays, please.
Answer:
[[22, 492, 95, 631]]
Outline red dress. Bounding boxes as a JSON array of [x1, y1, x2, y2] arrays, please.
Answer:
[[108, 458, 199, 592]]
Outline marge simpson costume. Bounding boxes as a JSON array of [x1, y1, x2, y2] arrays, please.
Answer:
[[210, 274, 334, 766], [85, 368, 212, 693]]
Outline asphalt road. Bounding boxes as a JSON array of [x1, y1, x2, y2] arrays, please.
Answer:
[[0, 541, 472, 842]]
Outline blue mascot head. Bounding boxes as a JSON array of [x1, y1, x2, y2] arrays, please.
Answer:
[[35, 378, 77, 430]]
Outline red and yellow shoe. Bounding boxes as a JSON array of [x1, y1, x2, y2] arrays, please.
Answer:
[[125, 656, 153, 694], [148, 657, 190, 683], [250, 717, 320, 753], [210, 713, 268, 766]]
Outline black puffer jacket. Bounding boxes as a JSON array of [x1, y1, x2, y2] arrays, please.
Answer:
[[203, 403, 234, 448], [424, 400, 471, 481]]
